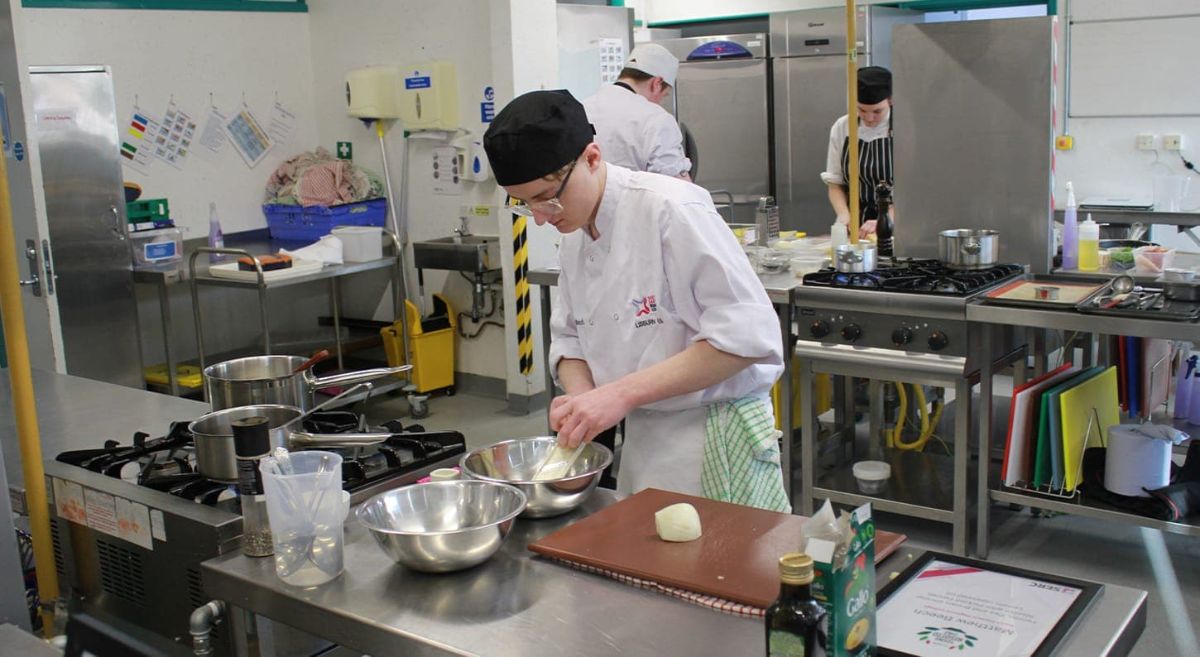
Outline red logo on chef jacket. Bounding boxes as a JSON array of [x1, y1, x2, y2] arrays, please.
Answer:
[[632, 295, 657, 316]]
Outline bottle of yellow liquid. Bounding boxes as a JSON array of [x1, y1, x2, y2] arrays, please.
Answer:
[[1078, 213, 1100, 271]]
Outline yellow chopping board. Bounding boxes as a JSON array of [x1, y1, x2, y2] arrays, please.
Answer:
[[1059, 366, 1120, 491]]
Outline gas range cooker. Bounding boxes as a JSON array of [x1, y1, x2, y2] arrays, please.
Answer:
[[47, 411, 465, 657], [796, 259, 1025, 362], [54, 411, 467, 507]]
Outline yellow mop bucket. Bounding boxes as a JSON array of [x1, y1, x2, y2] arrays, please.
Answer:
[[381, 294, 456, 394]]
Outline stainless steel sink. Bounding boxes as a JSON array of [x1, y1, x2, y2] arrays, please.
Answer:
[[412, 235, 502, 273]]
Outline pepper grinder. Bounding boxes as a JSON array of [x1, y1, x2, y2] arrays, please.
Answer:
[[875, 181, 894, 259], [232, 416, 274, 557]]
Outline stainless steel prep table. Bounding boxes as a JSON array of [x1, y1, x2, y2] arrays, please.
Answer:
[[527, 268, 800, 498], [968, 300, 1200, 558], [201, 489, 1146, 657], [0, 368, 209, 513]]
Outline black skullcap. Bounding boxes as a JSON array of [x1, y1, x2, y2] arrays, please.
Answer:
[[858, 66, 892, 105], [483, 90, 594, 186]]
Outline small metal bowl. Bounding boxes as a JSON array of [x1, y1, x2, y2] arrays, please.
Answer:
[[459, 437, 613, 519], [356, 480, 526, 573]]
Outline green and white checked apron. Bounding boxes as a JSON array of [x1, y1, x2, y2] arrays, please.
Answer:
[[701, 397, 791, 512], [617, 397, 790, 513]]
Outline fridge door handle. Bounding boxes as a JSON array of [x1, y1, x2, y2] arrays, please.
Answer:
[[41, 239, 56, 295], [18, 239, 41, 297], [108, 204, 126, 241]]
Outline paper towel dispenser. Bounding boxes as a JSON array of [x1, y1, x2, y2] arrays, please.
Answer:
[[346, 61, 459, 129], [346, 66, 403, 119]]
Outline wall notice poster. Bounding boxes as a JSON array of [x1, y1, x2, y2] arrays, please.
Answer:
[[150, 101, 197, 170], [599, 37, 625, 85], [120, 107, 159, 174], [876, 554, 1099, 657], [267, 100, 296, 146], [224, 105, 272, 168], [198, 106, 228, 155]]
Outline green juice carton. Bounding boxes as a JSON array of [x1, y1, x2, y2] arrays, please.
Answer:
[[806, 504, 876, 656]]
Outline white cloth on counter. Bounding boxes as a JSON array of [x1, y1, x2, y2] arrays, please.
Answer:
[[582, 84, 692, 177], [280, 234, 343, 265], [819, 111, 892, 186]]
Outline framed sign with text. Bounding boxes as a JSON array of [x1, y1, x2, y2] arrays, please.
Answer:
[[876, 552, 1101, 657]]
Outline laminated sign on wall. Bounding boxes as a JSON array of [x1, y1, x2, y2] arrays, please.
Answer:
[[225, 105, 273, 168]]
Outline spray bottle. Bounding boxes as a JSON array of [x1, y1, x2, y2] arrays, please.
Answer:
[[207, 201, 226, 263], [1062, 181, 1079, 270]]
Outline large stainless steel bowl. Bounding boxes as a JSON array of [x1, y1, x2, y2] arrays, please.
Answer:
[[459, 437, 613, 519], [356, 480, 526, 573]]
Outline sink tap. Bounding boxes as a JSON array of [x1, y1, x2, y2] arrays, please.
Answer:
[[453, 215, 471, 238]]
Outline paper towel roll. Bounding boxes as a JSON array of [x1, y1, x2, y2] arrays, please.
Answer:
[[1104, 426, 1173, 497]]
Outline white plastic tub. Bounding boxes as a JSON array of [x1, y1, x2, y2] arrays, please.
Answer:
[[331, 226, 383, 262], [852, 460, 891, 494]]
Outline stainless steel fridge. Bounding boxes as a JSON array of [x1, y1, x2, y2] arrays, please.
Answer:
[[29, 66, 143, 387], [770, 7, 918, 234], [657, 34, 771, 224]]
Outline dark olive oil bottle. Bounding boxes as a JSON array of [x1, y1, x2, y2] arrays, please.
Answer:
[[765, 552, 827, 657]]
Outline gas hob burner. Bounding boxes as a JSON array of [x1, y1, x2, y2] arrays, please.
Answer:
[[803, 259, 1023, 296]]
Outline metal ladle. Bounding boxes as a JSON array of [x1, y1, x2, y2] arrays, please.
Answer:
[[1102, 275, 1137, 308]]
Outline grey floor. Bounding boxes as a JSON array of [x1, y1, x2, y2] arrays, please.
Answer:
[[365, 390, 1199, 657]]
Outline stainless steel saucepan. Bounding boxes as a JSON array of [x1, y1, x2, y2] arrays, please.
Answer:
[[189, 388, 393, 482], [938, 229, 999, 270], [203, 354, 411, 411], [834, 241, 878, 273]]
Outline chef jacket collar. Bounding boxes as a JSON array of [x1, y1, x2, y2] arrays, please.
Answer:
[[589, 163, 629, 251]]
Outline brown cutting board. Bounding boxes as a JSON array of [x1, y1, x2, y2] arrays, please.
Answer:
[[528, 488, 907, 608]]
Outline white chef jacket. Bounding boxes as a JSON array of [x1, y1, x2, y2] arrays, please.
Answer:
[[548, 164, 783, 495], [582, 84, 692, 178], [819, 111, 892, 186]]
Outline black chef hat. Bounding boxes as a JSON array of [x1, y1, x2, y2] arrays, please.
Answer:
[[858, 66, 892, 105], [483, 90, 595, 186]]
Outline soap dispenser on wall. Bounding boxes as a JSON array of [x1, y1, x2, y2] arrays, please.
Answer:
[[454, 136, 490, 182]]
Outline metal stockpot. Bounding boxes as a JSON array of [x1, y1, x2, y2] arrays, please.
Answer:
[[834, 241, 878, 273], [938, 229, 999, 270], [203, 355, 411, 411], [188, 404, 392, 483]]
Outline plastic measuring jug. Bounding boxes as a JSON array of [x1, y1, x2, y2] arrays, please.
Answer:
[[261, 450, 347, 587]]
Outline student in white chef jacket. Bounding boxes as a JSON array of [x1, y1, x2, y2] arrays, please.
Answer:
[[582, 43, 692, 180], [483, 90, 788, 511]]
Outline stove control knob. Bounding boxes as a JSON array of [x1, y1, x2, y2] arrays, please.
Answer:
[[841, 324, 862, 342], [928, 330, 950, 351], [809, 320, 831, 339], [892, 327, 913, 347]]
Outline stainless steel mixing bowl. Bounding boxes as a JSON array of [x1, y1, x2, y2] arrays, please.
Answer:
[[356, 480, 526, 573], [459, 437, 613, 519]]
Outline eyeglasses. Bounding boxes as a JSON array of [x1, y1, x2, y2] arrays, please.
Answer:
[[509, 159, 579, 217]]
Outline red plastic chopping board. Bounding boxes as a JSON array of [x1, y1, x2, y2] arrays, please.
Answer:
[[528, 488, 907, 608]]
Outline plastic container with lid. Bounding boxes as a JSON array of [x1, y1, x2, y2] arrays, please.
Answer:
[[130, 226, 182, 270], [852, 460, 891, 494]]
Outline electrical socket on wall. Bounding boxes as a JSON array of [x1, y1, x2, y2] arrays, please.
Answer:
[[1136, 134, 1156, 151], [1163, 134, 1184, 151]]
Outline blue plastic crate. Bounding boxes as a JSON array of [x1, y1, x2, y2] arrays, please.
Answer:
[[264, 198, 388, 242], [305, 198, 388, 228]]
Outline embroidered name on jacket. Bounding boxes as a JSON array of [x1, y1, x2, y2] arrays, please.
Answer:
[[632, 295, 663, 328]]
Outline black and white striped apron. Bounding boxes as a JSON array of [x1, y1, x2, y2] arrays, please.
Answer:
[[840, 113, 894, 224]]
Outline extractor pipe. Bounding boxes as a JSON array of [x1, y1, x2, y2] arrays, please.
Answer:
[[0, 131, 58, 633]]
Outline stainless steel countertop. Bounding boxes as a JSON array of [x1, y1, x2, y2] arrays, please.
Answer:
[[528, 267, 800, 304], [966, 301, 1200, 341], [0, 368, 209, 505], [201, 490, 1146, 657]]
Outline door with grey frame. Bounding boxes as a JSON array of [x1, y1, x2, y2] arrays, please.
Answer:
[[29, 66, 142, 387]]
